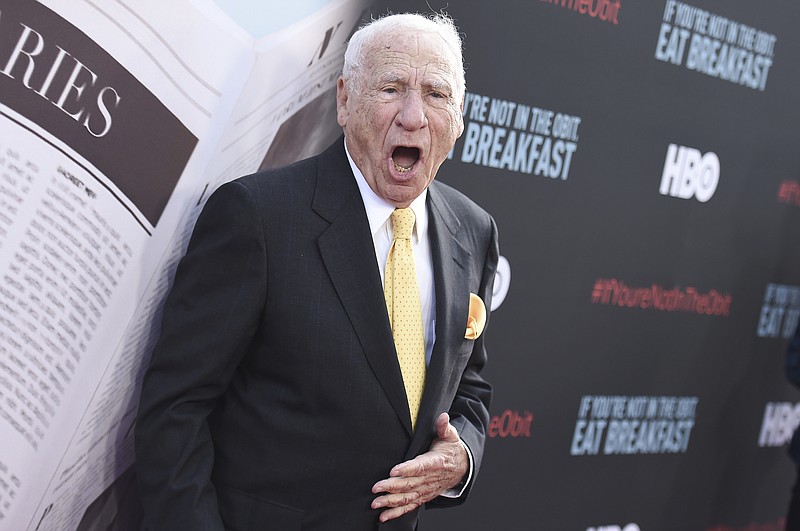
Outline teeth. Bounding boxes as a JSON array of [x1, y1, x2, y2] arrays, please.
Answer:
[[393, 161, 412, 173]]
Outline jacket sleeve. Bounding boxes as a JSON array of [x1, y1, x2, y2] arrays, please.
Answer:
[[134, 181, 268, 531]]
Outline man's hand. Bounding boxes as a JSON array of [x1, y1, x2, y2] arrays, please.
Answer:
[[371, 412, 468, 522]]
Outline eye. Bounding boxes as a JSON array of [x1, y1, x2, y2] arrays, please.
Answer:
[[426, 85, 452, 102], [427, 89, 453, 107]]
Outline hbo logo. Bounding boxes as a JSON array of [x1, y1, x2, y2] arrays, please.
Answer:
[[659, 143, 720, 202]]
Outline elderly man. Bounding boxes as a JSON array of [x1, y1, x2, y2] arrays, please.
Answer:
[[135, 12, 498, 531]]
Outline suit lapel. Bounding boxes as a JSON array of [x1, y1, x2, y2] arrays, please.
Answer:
[[411, 182, 472, 450], [313, 140, 414, 435]]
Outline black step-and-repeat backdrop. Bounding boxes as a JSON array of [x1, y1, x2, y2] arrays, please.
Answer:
[[377, 0, 800, 529]]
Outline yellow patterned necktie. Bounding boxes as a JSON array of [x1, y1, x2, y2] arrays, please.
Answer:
[[384, 208, 426, 430]]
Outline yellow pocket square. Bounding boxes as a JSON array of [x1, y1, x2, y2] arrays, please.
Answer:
[[465, 293, 487, 340]]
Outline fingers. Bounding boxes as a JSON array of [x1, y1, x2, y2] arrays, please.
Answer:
[[375, 500, 421, 522], [389, 445, 448, 478], [372, 475, 424, 495], [371, 475, 442, 522]]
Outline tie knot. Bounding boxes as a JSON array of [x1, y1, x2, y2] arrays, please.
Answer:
[[391, 208, 415, 240]]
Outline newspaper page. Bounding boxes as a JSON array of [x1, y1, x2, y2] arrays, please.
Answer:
[[0, 0, 367, 529]]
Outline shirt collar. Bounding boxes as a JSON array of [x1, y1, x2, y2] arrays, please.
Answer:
[[345, 139, 429, 241]]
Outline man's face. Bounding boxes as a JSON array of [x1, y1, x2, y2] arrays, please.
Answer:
[[336, 29, 464, 208]]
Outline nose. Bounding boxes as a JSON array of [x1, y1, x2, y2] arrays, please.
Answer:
[[395, 90, 427, 130]]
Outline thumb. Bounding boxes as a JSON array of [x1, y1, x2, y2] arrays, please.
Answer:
[[435, 412, 456, 440]]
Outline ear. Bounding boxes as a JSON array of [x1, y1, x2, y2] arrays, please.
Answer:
[[336, 77, 349, 127]]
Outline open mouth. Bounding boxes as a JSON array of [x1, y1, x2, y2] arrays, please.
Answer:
[[392, 146, 420, 173]]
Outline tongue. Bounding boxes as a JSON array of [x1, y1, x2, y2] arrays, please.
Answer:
[[393, 147, 419, 169]]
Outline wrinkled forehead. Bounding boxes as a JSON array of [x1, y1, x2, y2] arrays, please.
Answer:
[[365, 30, 460, 85]]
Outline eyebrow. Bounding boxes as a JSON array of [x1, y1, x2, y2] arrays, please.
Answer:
[[426, 79, 453, 93], [376, 71, 406, 84], [376, 71, 453, 93]]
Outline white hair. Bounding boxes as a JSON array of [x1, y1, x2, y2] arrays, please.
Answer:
[[342, 12, 466, 102]]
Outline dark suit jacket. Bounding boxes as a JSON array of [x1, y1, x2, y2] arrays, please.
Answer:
[[135, 137, 498, 531]]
